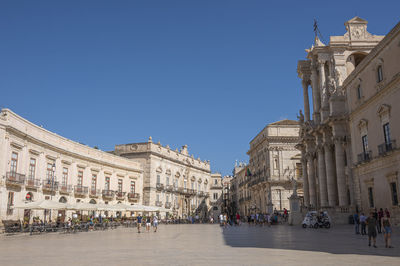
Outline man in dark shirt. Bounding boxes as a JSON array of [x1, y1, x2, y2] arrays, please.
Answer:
[[137, 214, 142, 233], [366, 212, 378, 248]]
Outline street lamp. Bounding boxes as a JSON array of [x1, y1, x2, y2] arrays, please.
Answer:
[[48, 163, 56, 223]]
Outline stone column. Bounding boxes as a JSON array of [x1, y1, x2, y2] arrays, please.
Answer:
[[334, 138, 348, 206], [301, 157, 310, 207], [317, 145, 328, 207], [307, 154, 317, 208], [324, 142, 338, 207], [310, 62, 321, 123], [302, 80, 311, 122], [318, 60, 327, 107]]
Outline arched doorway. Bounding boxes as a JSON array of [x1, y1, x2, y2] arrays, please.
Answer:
[[58, 196, 68, 223]]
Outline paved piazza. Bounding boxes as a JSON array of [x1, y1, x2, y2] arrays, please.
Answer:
[[0, 224, 399, 265]]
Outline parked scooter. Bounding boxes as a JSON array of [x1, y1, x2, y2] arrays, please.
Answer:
[[302, 211, 318, 228]]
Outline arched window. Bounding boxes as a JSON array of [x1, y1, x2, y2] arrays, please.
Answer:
[[377, 65, 383, 83], [59, 196, 67, 203]]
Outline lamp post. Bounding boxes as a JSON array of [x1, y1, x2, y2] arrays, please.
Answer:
[[48, 163, 56, 223]]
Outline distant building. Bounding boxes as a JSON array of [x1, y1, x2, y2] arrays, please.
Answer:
[[247, 120, 302, 213], [208, 173, 223, 220], [114, 140, 212, 219]]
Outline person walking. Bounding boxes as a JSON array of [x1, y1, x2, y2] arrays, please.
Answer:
[[366, 212, 378, 248], [378, 208, 384, 233], [381, 213, 393, 248], [146, 216, 151, 232], [353, 212, 360, 234], [153, 215, 158, 233], [137, 214, 142, 233], [360, 213, 367, 235], [236, 213, 240, 226]]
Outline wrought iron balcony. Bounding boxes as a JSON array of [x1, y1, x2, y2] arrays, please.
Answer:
[[188, 189, 196, 195], [74, 185, 88, 196], [59, 184, 72, 194], [116, 191, 126, 199], [165, 202, 172, 209], [102, 189, 115, 199], [378, 140, 396, 156], [204, 192, 210, 198], [357, 151, 372, 164], [25, 178, 41, 189], [6, 172, 25, 186], [127, 192, 140, 201], [165, 185, 174, 192], [42, 179, 59, 193], [155, 201, 163, 207], [89, 188, 101, 197], [156, 183, 164, 191]]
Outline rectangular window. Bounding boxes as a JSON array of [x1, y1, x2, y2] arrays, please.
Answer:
[[191, 182, 194, 189], [383, 123, 391, 145], [362, 135, 368, 154], [184, 180, 187, 189], [118, 179, 123, 192], [198, 183, 200, 191], [213, 193, 218, 200], [46, 162, 54, 181], [368, 187, 374, 208], [166, 195, 169, 203], [390, 182, 398, 206], [62, 167, 68, 186], [91, 174, 97, 190], [77, 170, 83, 186], [7, 192, 14, 215], [166, 176, 169, 186], [357, 85, 362, 99], [156, 175, 160, 184], [10, 152, 18, 175], [130, 181, 135, 193], [29, 158, 36, 179], [214, 179, 218, 185], [156, 194, 160, 202], [105, 177, 110, 190], [377, 66, 383, 82]]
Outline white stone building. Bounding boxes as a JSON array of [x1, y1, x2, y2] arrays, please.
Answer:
[[113, 140, 212, 219], [247, 120, 302, 213], [208, 173, 223, 221], [0, 109, 143, 222]]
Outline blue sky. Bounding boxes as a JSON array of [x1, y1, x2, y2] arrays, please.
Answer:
[[1, 0, 399, 175]]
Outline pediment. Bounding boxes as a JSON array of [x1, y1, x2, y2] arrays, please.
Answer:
[[377, 104, 391, 117]]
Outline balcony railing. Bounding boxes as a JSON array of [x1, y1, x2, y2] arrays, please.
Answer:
[[357, 151, 372, 164], [165, 185, 174, 192], [89, 188, 101, 197], [378, 140, 396, 156], [127, 193, 140, 201], [155, 201, 163, 207], [204, 192, 210, 198], [188, 189, 196, 195], [116, 191, 126, 199], [25, 178, 41, 188], [59, 184, 72, 194], [74, 185, 88, 195], [42, 180, 59, 192], [165, 202, 172, 209], [156, 183, 164, 191], [6, 172, 25, 185], [102, 190, 115, 198]]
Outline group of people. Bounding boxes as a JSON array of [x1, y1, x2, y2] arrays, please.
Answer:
[[353, 208, 393, 248], [135, 214, 158, 233], [217, 209, 287, 227]]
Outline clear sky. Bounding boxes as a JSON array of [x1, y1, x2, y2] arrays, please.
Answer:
[[1, 0, 399, 175]]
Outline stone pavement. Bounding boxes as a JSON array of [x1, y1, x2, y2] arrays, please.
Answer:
[[0, 224, 399, 265]]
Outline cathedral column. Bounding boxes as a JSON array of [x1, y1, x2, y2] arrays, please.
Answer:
[[324, 142, 337, 206], [301, 157, 310, 207], [334, 137, 348, 206], [318, 60, 327, 107], [307, 154, 317, 208], [302, 79, 311, 122], [310, 62, 321, 123], [317, 145, 328, 207]]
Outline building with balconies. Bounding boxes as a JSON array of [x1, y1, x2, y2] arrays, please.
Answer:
[[0, 109, 143, 222], [114, 139, 212, 219]]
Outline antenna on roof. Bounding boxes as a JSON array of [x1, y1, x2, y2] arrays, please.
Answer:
[[313, 19, 326, 44]]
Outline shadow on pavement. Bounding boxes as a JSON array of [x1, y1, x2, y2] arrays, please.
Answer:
[[221, 224, 399, 257]]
